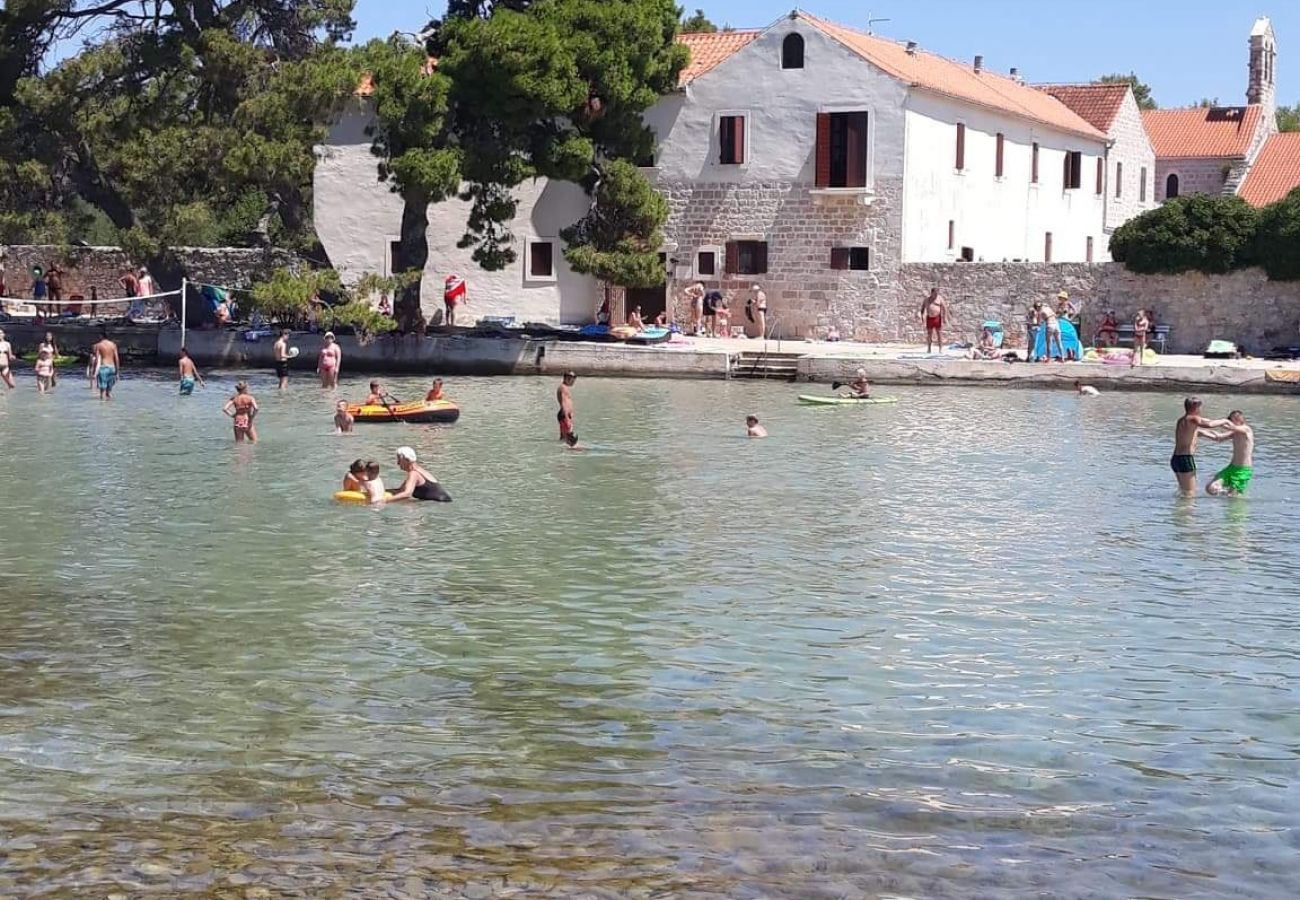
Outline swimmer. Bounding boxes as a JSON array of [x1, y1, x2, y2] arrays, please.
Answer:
[[425, 378, 445, 402], [1203, 410, 1254, 496], [177, 347, 204, 396], [847, 368, 871, 398], [38, 331, 58, 388], [222, 381, 259, 443], [362, 459, 386, 505], [1074, 380, 1099, 397], [0, 328, 16, 389], [34, 349, 54, 393], [91, 328, 120, 401], [557, 371, 576, 441], [343, 459, 366, 491], [1170, 397, 1227, 496], [334, 399, 355, 434], [388, 446, 453, 502], [746, 415, 767, 438]]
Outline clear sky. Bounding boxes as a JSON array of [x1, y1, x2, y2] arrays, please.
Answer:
[[351, 0, 1298, 110]]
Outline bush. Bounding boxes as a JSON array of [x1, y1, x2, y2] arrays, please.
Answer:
[[323, 301, 398, 344], [247, 267, 342, 322], [1110, 194, 1259, 275], [1253, 187, 1300, 281]]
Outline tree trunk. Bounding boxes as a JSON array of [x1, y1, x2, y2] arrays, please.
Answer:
[[396, 191, 430, 332]]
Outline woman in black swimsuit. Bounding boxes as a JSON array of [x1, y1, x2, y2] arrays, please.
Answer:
[[389, 446, 452, 502]]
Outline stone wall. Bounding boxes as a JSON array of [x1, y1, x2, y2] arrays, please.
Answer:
[[896, 262, 1300, 354], [0, 245, 298, 302]]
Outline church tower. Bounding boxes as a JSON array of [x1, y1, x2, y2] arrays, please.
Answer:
[[1247, 17, 1277, 117]]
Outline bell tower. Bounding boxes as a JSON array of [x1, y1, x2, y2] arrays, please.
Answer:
[[1247, 17, 1277, 117]]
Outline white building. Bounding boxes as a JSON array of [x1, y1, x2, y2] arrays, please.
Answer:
[[314, 10, 1159, 339]]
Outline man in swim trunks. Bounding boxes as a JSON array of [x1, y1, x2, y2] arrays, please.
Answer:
[[91, 328, 120, 401], [177, 347, 204, 395], [1203, 410, 1254, 496], [557, 371, 576, 441], [1132, 309, 1150, 367], [273, 329, 291, 389], [920, 287, 945, 353], [1171, 397, 1229, 496], [0, 328, 15, 390], [222, 381, 259, 443]]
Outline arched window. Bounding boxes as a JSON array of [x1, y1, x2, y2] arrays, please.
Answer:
[[782, 33, 805, 69], [1166, 173, 1180, 199]]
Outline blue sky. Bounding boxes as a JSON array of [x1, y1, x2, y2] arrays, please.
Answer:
[[351, 0, 1299, 109]]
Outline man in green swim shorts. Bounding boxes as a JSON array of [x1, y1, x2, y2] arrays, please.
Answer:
[[1204, 410, 1255, 496]]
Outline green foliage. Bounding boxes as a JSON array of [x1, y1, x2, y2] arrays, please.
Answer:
[[247, 267, 344, 320], [1110, 194, 1260, 275], [681, 9, 718, 33], [1097, 73, 1157, 110], [1253, 188, 1300, 281], [1277, 104, 1300, 133], [323, 301, 399, 343], [560, 159, 667, 287]]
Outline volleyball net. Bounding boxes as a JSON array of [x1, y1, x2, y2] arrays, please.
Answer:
[[0, 289, 181, 323]]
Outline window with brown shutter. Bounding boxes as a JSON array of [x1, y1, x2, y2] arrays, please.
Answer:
[[848, 247, 869, 270], [1096, 157, 1104, 195], [1140, 166, 1148, 201], [719, 115, 745, 165], [724, 241, 739, 274], [948, 220, 955, 250], [995, 133, 1004, 178], [830, 247, 849, 270], [1064, 151, 1083, 190], [815, 113, 832, 187], [1031, 143, 1039, 183], [1086, 236, 1094, 262], [1115, 162, 1123, 198], [529, 241, 554, 278], [956, 123, 966, 171], [1044, 232, 1053, 262], [731, 240, 768, 275]]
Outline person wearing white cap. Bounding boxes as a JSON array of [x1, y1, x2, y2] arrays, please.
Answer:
[[388, 446, 452, 502], [317, 331, 341, 388], [847, 367, 870, 399]]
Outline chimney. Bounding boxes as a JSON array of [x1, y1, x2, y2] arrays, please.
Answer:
[[906, 41, 917, 55], [1010, 66, 1019, 78], [973, 55, 984, 74]]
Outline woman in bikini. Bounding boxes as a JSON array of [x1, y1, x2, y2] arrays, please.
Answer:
[[38, 331, 58, 388], [317, 331, 342, 388], [222, 381, 259, 443]]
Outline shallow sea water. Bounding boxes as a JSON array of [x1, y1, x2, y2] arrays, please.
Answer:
[[0, 368, 1297, 898]]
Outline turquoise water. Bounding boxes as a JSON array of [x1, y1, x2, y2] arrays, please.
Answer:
[[0, 368, 1298, 897]]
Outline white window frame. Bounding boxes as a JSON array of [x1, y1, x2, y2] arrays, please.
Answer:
[[814, 104, 876, 192], [694, 244, 723, 280], [714, 109, 751, 167], [525, 238, 558, 283]]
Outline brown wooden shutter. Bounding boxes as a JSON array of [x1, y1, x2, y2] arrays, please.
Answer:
[[1031, 143, 1039, 183], [995, 133, 1004, 177], [1096, 157, 1103, 194], [734, 116, 745, 165], [815, 113, 832, 187], [724, 241, 739, 274], [830, 247, 849, 270], [956, 123, 966, 170], [755, 242, 768, 274]]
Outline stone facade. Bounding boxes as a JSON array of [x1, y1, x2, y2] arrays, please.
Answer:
[[1105, 92, 1158, 230], [1155, 158, 1234, 203], [0, 245, 297, 302]]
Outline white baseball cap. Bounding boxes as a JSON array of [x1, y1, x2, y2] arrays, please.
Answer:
[[396, 446, 417, 462]]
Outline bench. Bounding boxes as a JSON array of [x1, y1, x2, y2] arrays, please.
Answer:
[[1112, 324, 1171, 354]]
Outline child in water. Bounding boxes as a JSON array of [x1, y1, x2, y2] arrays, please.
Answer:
[[362, 459, 386, 505], [746, 415, 767, 438], [343, 459, 365, 491], [34, 349, 54, 393], [334, 399, 355, 433], [222, 381, 258, 443]]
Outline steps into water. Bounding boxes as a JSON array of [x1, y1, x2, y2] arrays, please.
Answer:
[[730, 350, 804, 381]]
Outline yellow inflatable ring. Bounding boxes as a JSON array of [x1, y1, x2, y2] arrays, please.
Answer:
[[333, 490, 394, 504]]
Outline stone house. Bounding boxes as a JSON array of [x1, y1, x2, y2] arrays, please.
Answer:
[[313, 10, 1158, 338]]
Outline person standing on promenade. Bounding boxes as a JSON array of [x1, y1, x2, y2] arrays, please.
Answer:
[[91, 329, 120, 401], [273, 329, 291, 390], [1171, 397, 1229, 496], [317, 331, 341, 388], [444, 274, 466, 327], [702, 288, 722, 337], [1024, 303, 1039, 361], [1037, 301, 1063, 362], [0, 328, 14, 390], [557, 371, 577, 442], [177, 347, 204, 395], [1203, 411, 1255, 497], [747, 284, 767, 338], [137, 267, 155, 298], [119, 269, 139, 299], [920, 287, 945, 353], [685, 282, 705, 335], [222, 381, 259, 443], [1132, 309, 1150, 367]]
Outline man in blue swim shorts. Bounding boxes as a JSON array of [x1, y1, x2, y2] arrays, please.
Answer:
[[91, 328, 120, 401], [177, 346, 204, 396]]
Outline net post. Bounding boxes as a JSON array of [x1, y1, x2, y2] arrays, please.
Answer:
[[180, 277, 188, 348]]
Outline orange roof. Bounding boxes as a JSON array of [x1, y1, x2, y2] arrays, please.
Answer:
[[799, 14, 1104, 141], [677, 30, 761, 85], [1239, 133, 1300, 207], [1142, 106, 1262, 159], [1036, 83, 1130, 133]]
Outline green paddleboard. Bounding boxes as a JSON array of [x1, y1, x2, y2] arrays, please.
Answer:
[[798, 395, 899, 406]]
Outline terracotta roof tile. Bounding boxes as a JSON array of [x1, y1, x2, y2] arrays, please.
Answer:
[[1239, 133, 1300, 207], [1036, 83, 1130, 133], [1142, 106, 1262, 159], [677, 30, 761, 85], [800, 14, 1104, 141]]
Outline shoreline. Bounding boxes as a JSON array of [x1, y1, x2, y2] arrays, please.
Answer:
[[3, 321, 1298, 394]]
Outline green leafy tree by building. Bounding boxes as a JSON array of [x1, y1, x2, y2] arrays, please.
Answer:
[[1277, 103, 1300, 132], [1109, 195, 1259, 275], [681, 9, 718, 33], [1253, 188, 1300, 281], [1097, 73, 1157, 110]]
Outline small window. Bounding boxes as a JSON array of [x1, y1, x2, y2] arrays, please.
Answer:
[[696, 249, 717, 277], [719, 114, 746, 165], [995, 133, 1005, 178], [1064, 151, 1082, 190], [959, 246, 975, 262], [726, 240, 768, 275], [947, 220, 955, 250], [830, 247, 870, 270], [1166, 173, 1180, 199], [1140, 166, 1148, 202], [955, 123, 966, 171], [528, 240, 555, 279], [782, 33, 804, 69], [1044, 232, 1053, 262], [1086, 236, 1094, 262], [1115, 162, 1123, 198], [1031, 142, 1040, 183], [1095, 157, 1104, 195]]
